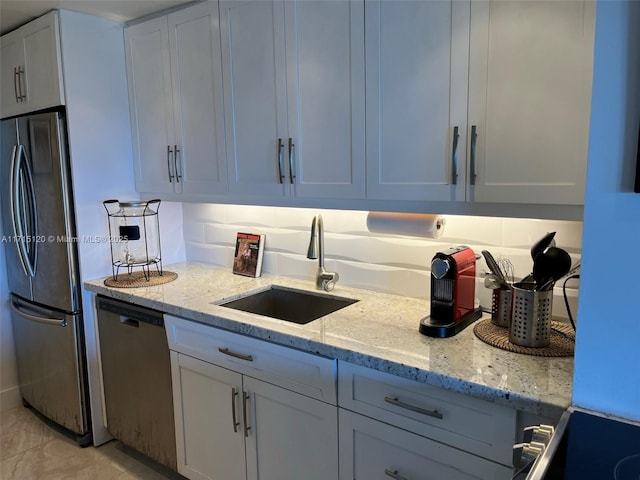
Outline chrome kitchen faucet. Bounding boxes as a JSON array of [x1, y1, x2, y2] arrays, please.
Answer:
[[307, 214, 339, 291]]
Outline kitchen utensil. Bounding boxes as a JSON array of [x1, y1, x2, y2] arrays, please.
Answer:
[[484, 274, 502, 290], [533, 247, 572, 291], [521, 232, 557, 283], [509, 282, 553, 347], [497, 257, 515, 284], [481, 250, 507, 287], [491, 287, 512, 328], [530, 232, 557, 261]]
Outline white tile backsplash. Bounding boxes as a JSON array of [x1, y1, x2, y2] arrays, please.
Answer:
[[501, 218, 583, 252], [182, 203, 582, 320]]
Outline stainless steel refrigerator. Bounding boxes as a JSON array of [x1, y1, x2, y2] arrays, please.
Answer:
[[1, 109, 91, 445]]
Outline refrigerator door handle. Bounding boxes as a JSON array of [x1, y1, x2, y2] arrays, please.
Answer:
[[9, 144, 31, 277], [11, 301, 67, 327], [13, 144, 36, 277], [20, 143, 38, 274]]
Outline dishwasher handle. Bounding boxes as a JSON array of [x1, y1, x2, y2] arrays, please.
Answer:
[[96, 296, 164, 327]]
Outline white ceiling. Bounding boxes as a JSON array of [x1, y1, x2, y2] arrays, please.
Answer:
[[1, 0, 195, 35]]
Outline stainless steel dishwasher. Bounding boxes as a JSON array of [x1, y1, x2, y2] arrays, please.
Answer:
[[96, 295, 177, 471]]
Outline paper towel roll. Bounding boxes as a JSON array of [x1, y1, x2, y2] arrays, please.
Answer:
[[366, 212, 446, 238]]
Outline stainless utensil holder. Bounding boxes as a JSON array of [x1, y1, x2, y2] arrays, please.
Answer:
[[509, 282, 552, 348], [491, 287, 512, 328]]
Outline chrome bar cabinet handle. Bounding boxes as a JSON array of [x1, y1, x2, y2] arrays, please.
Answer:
[[14, 67, 20, 102], [451, 126, 459, 185], [218, 347, 253, 362], [174, 144, 181, 182], [18, 66, 27, 100], [288, 137, 295, 184], [469, 125, 478, 185], [276, 138, 284, 183], [231, 387, 240, 433], [167, 145, 174, 182], [385, 469, 409, 480], [384, 396, 443, 420], [242, 392, 251, 437]]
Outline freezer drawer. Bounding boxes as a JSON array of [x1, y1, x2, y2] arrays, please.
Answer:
[[10, 294, 89, 439], [96, 296, 177, 471]]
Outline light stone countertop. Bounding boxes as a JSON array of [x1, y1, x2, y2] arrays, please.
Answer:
[[84, 261, 573, 419]]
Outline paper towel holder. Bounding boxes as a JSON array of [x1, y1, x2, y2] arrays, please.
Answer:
[[366, 211, 446, 239]]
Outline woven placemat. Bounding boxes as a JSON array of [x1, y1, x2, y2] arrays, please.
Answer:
[[104, 271, 178, 288], [473, 318, 575, 357]]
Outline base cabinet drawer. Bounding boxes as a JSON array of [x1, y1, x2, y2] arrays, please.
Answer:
[[338, 362, 516, 466], [338, 409, 512, 480], [165, 314, 337, 404]]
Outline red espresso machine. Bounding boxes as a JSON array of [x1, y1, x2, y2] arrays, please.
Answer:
[[419, 246, 482, 337]]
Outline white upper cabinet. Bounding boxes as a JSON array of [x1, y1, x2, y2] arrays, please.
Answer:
[[284, 0, 365, 199], [220, 0, 365, 200], [366, 0, 594, 207], [125, 1, 227, 195], [1, 11, 65, 119], [467, 0, 595, 205], [126, 17, 174, 193], [123, 0, 594, 212], [365, 0, 470, 202], [219, 0, 287, 198]]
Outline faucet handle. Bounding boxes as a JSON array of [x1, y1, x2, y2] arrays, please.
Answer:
[[319, 270, 339, 291]]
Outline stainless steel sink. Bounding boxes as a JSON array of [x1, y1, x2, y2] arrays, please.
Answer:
[[217, 285, 358, 324]]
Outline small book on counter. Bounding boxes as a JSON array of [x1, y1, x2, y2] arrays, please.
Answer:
[[232, 232, 266, 277]]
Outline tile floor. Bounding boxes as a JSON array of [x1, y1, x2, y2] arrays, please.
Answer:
[[0, 406, 183, 479]]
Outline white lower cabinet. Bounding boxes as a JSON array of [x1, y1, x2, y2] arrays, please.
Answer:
[[337, 361, 516, 480], [167, 316, 522, 480], [339, 409, 512, 480], [171, 352, 338, 480], [171, 352, 246, 480], [243, 376, 338, 480], [166, 315, 339, 480]]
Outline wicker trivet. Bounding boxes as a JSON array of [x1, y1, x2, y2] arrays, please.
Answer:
[[104, 270, 178, 288], [473, 318, 575, 357]]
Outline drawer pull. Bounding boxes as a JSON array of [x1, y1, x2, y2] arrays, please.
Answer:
[[384, 396, 444, 420], [218, 347, 253, 362], [385, 469, 409, 480]]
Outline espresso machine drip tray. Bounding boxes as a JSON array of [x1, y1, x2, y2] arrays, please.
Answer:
[[419, 308, 482, 338]]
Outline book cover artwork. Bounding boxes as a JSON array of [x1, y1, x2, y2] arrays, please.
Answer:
[[233, 232, 265, 277]]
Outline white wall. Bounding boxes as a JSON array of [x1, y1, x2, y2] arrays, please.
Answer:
[[183, 203, 582, 320], [573, 0, 640, 422]]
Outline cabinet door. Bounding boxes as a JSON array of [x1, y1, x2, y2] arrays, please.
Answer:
[[365, 0, 470, 202], [168, 2, 228, 196], [125, 17, 176, 194], [1, 12, 64, 119], [20, 12, 65, 114], [1, 30, 24, 118], [468, 0, 594, 205], [171, 352, 246, 480], [284, 0, 365, 199], [244, 376, 338, 480], [338, 409, 512, 480], [220, 0, 289, 198]]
